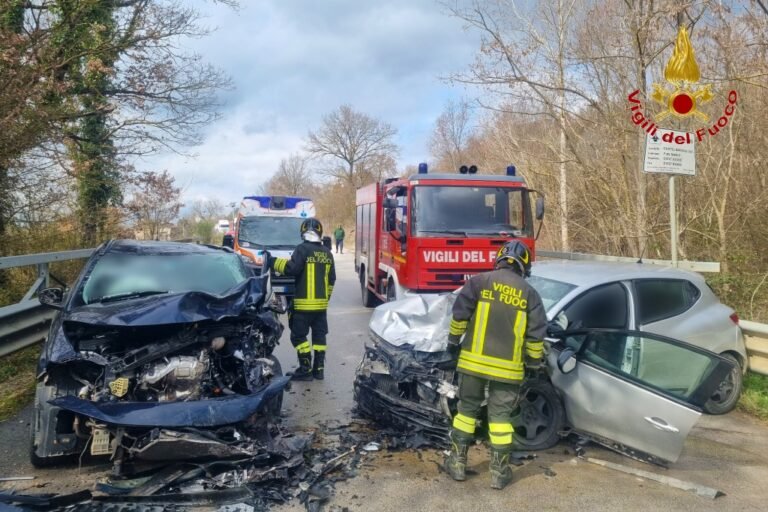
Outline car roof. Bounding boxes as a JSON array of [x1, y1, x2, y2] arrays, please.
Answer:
[[104, 239, 231, 256], [531, 260, 707, 288]]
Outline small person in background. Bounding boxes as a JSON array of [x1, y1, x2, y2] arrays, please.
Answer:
[[333, 225, 345, 254]]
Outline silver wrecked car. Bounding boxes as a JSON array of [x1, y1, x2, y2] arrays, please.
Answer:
[[354, 262, 740, 466], [529, 261, 746, 414]]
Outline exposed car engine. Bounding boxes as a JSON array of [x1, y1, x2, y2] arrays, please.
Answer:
[[61, 318, 282, 405]]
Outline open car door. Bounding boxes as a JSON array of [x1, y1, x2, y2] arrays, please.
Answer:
[[548, 329, 734, 466]]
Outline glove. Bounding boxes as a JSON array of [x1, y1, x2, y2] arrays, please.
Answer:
[[262, 250, 274, 267]]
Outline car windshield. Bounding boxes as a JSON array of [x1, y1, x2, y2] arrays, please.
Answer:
[[412, 185, 532, 238], [80, 253, 249, 304], [238, 216, 304, 250], [527, 275, 577, 311]]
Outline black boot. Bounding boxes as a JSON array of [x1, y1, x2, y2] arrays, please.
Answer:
[[292, 353, 313, 381], [444, 431, 471, 481], [489, 446, 513, 490], [313, 351, 325, 380]]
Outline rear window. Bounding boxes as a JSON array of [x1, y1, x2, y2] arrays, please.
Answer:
[[634, 279, 701, 325]]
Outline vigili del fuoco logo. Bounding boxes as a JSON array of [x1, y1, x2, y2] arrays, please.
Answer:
[[627, 27, 738, 143]]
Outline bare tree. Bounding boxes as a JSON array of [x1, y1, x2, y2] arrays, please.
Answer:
[[125, 171, 183, 240], [265, 153, 314, 196], [306, 105, 399, 188], [429, 100, 474, 171]]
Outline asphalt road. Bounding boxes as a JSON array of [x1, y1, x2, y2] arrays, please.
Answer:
[[2, 250, 768, 510]]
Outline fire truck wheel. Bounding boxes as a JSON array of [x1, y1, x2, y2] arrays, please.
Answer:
[[386, 280, 397, 302], [360, 269, 378, 308]]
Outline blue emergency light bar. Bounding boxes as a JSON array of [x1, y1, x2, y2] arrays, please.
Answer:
[[243, 196, 311, 209], [506, 165, 516, 176], [418, 162, 428, 174]]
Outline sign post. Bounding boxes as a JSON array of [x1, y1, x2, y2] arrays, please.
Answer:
[[643, 128, 696, 267]]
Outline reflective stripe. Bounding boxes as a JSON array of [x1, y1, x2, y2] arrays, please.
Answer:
[[513, 311, 526, 363], [295, 341, 311, 354], [324, 265, 330, 299], [459, 350, 523, 371], [449, 318, 468, 336], [313, 344, 327, 352], [274, 258, 288, 274], [489, 432, 513, 445], [471, 302, 490, 352], [328, 285, 334, 296], [452, 413, 476, 434], [457, 359, 524, 381], [294, 298, 329, 311], [526, 340, 544, 359], [488, 422, 514, 434], [307, 263, 316, 300]]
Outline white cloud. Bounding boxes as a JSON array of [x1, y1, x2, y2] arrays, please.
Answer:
[[141, 0, 479, 203]]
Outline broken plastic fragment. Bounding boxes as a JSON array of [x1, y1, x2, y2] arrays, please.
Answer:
[[363, 442, 380, 452]]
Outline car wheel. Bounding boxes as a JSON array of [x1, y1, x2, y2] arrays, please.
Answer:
[[511, 381, 565, 451], [703, 353, 742, 415], [361, 269, 378, 308], [267, 355, 284, 417]]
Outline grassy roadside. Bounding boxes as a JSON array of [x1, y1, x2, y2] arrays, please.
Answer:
[[738, 373, 768, 421], [0, 344, 40, 422]]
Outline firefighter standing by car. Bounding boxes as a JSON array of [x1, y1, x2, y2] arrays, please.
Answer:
[[445, 240, 547, 490], [268, 218, 336, 381]]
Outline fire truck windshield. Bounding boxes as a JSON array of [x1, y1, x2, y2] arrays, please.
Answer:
[[412, 185, 532, 238], [238, 216, 304, 249]]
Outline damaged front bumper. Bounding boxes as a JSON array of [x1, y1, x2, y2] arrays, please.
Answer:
[[354, 335, 457, 446], [49, 376, 290, 428]]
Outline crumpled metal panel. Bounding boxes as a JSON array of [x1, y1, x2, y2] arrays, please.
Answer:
[[369, 292, 457, 353], [48, 376, 290, 427], [64, 277, 267, 327]]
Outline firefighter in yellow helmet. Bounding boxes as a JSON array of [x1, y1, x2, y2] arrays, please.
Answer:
[[444, 240, 547, 489], [269, 218, 336, 381]]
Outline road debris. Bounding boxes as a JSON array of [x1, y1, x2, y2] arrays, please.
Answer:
[[585, 457, 724, 499], [0, 476, 35, 482]]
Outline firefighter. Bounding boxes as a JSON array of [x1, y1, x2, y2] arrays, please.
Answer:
[[268, 218, 336, 381], [444, 240, 546, 490]]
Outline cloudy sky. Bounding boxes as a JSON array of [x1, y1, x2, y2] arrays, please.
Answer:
[[142, 0, 480, 205]]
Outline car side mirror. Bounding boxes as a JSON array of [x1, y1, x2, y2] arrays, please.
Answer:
[[222, 234, 234, 248], [39, 288, 64, 310], [535, 196, 545, 221], [557, 347, 577, 374]]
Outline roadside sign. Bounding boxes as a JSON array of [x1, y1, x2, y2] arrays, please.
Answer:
[[643, 129, 696, 176]]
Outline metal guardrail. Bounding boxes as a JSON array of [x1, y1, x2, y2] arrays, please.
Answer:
[[0, 248, 95, 357], [742, 321, 768, 376], [538, 250, 721, 273]]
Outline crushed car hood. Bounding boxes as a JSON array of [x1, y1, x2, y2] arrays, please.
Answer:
[[49, 376, 290, 427], [65, 277, 267, 327], [45, 277, 274, 365], [369, 292, 457, 353]]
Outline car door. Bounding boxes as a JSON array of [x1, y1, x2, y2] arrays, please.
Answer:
[[548, 329, 734, 465]]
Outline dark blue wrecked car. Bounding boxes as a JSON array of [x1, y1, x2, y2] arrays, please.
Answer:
[[31, 240, 288, 467]]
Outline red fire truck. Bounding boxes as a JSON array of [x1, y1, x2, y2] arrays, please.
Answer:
[[355, 164, 544, 306]]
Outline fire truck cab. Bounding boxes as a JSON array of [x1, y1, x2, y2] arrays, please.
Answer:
[[233, 195, 316, 298], [355, 164, 543, 306]]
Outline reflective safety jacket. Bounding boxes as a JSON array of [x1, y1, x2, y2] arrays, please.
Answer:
[[450, 267, 547, 383], [272, 241, 336, 312]]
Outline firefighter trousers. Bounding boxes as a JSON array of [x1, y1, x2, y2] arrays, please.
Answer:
[[452, 374, 520, 448], [289, 310, 328, 356]]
